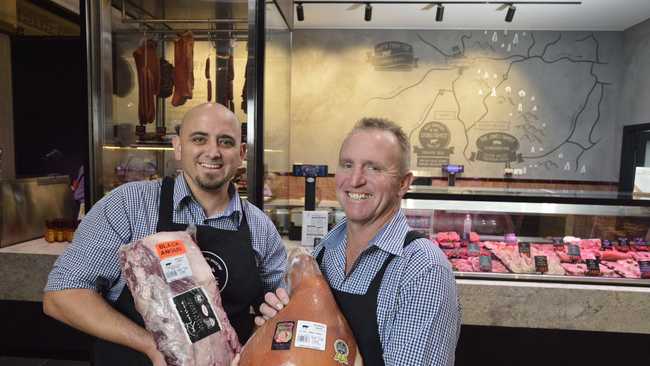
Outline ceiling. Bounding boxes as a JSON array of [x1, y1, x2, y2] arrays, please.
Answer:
[[290, 0, 650, 31]]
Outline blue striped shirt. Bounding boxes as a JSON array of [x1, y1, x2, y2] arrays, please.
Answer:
[[45, 174, 287, 302], [315, 210, 461, 366]]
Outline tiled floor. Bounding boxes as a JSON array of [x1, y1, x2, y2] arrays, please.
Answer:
[[0, 357, 89, 366]]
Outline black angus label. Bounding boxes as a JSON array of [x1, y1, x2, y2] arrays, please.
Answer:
[[272, 321, 295, 350], [172, 287, 221, 343], [534, 255, 548, 273], [518, 242, 531, 256], [585, 259, 601, 276]]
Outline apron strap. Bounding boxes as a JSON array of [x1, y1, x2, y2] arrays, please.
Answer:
[[157, 176, 176, 230]]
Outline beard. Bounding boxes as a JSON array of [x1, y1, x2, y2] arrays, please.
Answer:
[[194, 174, 229, 191]]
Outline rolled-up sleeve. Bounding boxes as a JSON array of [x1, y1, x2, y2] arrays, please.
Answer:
[[45, 189, 133, 300]]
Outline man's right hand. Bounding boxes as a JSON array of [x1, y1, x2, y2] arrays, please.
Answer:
[[254, 287, 290, 326], [146, 347, 167, 366]]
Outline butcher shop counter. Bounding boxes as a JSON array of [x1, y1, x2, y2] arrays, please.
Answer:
[[2, 237, 650, 335]]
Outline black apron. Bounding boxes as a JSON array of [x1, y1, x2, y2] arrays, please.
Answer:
[[93, 177, 264, 366], [316, 231, 426, 366]]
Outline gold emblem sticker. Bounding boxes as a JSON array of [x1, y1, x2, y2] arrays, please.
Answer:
[[333, 339, 350, 365]]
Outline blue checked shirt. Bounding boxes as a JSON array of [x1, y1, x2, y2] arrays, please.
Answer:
[[45, 174, 287, 302], [315, 210, 461, 366]]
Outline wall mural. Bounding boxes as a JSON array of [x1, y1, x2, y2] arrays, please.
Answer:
[[291, 30, 623, 181]]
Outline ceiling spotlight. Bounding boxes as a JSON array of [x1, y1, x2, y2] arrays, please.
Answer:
[[505, 4, 516, 22], [435, 3, 444, 22], [297, 3, 304, 22], [364, 3, 372, 22]]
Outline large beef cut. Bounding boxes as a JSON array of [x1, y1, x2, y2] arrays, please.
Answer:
[[133, 40, 160, 124], [172, 31, 194, 106], [239, 249, 363, 366], [119, 230, 240, 365]]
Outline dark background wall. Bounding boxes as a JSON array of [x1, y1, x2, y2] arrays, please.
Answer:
[[11, 36, 87, 180]]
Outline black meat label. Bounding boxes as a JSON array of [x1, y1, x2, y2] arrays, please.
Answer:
[[518, 242, 531, 256], [585, 259, 601, 276], [272, 321, 295, 350], [172, 287, 221, 343], [534, 255, 548, 273]]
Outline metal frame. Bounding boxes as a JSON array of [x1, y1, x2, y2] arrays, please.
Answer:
[[246, 0, 266, 208], [120, 0, 247, 25], [85, 0, 113, 206]]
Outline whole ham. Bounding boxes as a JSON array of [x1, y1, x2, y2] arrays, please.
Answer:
[[133, 40, 160, 124], [119, 229, 240, 365], [172, 31, 194, 106], [239, 249, 363, 366]]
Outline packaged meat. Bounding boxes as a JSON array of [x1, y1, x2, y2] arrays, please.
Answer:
[[119, 229, 240, 366], [172, 31, 195, 107], [239, 249, 363, 366]]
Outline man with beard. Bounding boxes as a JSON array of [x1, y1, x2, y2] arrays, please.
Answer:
[[44, 103, 287, 366], [257, 118, 461, 366]]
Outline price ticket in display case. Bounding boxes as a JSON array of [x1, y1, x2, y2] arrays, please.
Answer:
[[301, 211, 329, 248]]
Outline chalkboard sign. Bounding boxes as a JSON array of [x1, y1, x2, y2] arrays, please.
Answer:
[[534, 255, 548, 273], [567, 244, 581, 257], [639, 261, 650, 279], [518, 242, 531, 256], [585, 259, 601, 276], [601, 240, 612, 249], [479, 255, 492, 272], [468, 243, 480, 256]]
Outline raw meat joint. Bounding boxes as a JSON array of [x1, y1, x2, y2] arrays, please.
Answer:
[[239, 249, 363, 366], [119, 230, 240, 365], [133, 39, 160, 124], [172, 31, 195, 106]]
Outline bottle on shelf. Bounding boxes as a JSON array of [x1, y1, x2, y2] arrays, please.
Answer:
[[463, 214, 472, 238]]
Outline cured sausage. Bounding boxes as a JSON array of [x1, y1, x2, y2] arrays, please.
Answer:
[[172, 31, 194, 106], [159, 58, 174, 99], [133, 40, 160, 124], [239, 249, 363, 366]]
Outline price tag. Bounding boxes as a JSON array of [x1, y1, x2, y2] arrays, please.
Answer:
[[301, 211, 329, 248], [295, 320, 327, 351], [601, 240, 612, 250], [639, 261, 650, 279], [534, 255, 548, 273], [518, 242, 531, 256], [468, 243, 480, 256], [567, 244, 581, 257], [479, 255, 492, 272], [585, 259, 601, 276]]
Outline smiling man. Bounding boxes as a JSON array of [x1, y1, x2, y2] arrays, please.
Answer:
[[259, 118, 461, 366], [43, 103, 286, 366]]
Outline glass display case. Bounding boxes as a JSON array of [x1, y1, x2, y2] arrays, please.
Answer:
[[86, 0, 254, 200], [402, 187, 650, 285]]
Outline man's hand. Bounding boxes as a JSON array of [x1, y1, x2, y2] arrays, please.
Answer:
[[230, 353, 240, 366], [254, 288, 290, 326], [146, 347, 167, 366]]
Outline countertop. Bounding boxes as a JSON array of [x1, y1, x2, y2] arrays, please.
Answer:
[[2, 238, 650, 334]]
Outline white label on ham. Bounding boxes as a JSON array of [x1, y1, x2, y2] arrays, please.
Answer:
[[294, 320, 327, 351], [160, 254, 193, 283]]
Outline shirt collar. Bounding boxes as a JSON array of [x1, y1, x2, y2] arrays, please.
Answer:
[[320, 209, 411, 257], [173, 174, 243, 224]]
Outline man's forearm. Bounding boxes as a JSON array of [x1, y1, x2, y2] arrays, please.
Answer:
[[43, 289, 157, 358]]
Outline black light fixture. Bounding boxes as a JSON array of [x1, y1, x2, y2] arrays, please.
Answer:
[[505, 4, 516, 22], [297, 2, 304, 22], [364, 3, 372, 22], [435, 3, 444, 22]]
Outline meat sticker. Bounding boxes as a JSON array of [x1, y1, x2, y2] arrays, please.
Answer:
[[172, 287, 222, 343], [156, 240, 187, 259], [333, 339, 350, 365], [294, 320, 327, 351], [272, 321, 295, 350]]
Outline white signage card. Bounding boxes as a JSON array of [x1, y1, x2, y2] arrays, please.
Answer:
[[301, 210, 329, 248], [634, 167, 650, 196]]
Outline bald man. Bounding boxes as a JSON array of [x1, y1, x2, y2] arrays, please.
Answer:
[[44, 103, 287, 366]]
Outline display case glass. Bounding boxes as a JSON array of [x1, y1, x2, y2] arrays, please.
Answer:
[[403, 189, 650, 285]]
